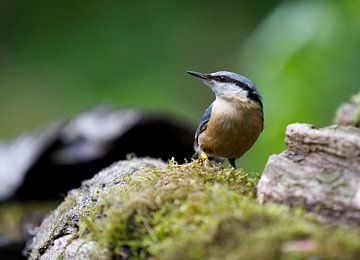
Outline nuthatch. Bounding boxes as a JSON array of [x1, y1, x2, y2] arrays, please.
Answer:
[[187, 70, 264, 168]]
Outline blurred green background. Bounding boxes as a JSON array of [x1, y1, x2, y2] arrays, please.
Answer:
[[0, 0, 359, 173]]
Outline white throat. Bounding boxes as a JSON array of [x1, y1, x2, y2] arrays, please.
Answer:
[[212, 96, 238, 117]]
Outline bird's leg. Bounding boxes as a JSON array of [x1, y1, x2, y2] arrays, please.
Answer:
[[228, 158, 237, 169], [199, 151, 211, 167], [199, 151, 209, 161]]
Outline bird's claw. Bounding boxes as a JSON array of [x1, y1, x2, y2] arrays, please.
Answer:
[[199, 152, 211, 167]]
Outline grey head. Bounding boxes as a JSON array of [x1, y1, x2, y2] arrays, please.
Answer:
[[187, 70, 263, 108]]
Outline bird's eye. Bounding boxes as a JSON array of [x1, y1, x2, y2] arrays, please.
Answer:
[[219, 76, 226, 81]]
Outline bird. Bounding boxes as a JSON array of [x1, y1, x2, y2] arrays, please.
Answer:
[[187, 70, 264, 168]]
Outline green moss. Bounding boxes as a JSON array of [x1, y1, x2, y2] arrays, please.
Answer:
[[78, 161, 360, 259]]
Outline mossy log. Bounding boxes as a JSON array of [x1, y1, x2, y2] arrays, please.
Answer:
[[258, 123, 360, 226], [27, 157, 360, 259]]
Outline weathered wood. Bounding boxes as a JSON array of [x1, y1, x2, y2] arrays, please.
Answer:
[[0, 106, 194, 201], [258, 123, 360, 227]]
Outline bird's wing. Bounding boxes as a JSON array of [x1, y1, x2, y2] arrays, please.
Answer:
[[194, 104, 212, 149]]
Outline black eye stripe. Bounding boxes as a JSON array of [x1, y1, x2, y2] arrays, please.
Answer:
[[215, 76, 251, 90], [211, 75, 255, 91], [208, 74, 263, 108], [211, 75, 232, 83], [213, 75, 263, 107]]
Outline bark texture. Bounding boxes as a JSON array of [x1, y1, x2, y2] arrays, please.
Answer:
[[258, 123, 360, 227]]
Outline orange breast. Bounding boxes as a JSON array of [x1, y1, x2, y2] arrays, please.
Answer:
[[198, 98, 263, 159]]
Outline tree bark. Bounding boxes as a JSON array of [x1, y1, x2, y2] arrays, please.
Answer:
[[258, 123, 360, 227]]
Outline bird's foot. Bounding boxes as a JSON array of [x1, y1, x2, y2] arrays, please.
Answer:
[[199, 152, 212, 167], [199, 151, 209, 161]]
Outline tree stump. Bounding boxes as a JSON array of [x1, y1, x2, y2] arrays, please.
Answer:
[[258, 123, 360, 227]]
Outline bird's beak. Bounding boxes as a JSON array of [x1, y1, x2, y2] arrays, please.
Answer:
[[186, 71, 209, 81]]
